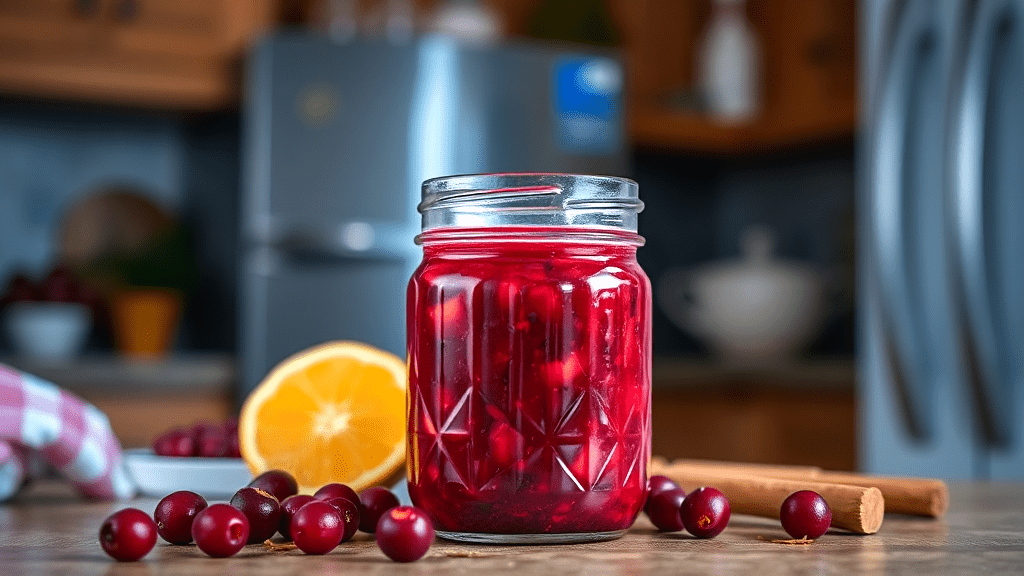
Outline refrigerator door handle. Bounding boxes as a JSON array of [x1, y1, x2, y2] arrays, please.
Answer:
[[255, 224, 413, 263], [869, 0, 933, 439], [948, 0, 1015, 447]]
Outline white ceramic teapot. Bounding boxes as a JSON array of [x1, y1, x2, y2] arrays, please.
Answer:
[[657, 226, 827, 366]]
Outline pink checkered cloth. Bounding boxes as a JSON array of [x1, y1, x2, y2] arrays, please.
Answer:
[[0, 363, 135, 501]]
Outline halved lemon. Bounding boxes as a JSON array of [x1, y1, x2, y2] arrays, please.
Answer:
[[239, 341, 407, 494]]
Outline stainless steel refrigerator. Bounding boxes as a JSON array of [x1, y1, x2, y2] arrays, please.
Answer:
[[860, 0, 1023, 478], [240, 34, 628, 397]]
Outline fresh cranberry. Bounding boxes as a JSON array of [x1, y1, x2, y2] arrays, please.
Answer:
[[43, 264, 76, 302], [324, 496, 360, 543], [189, 420, 220, 439], [197, 434, 228, 457], [226, 426, 241, 458], [230, 487, 281, 543], [248, 470, 298, 502], [191, 503, 250, 557], [313, 482, 359, 506], [279, 494, 316, 540], [187, 422, 226, 457], [647, 488, 687, 532], [680, 487, 730, 538], [99, 508, 157, 562], [152, 427, 194, 457], [375, 506, 434, 563], [2, 272, 38, 304], [154, 491, 208, 544], [780, 490, 832, 539], [197, 432, 228, 457], [290, 500, 344, 555], [358, 487, 400, 533], [645, 475, 682, 515]]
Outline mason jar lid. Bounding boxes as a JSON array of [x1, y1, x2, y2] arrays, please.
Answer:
[[419, 173, 642, 232]]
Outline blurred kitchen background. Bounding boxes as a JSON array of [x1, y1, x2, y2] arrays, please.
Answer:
[[0, 0, 1020, 479]]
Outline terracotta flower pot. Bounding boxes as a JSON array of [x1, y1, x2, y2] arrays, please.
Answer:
[[111, 288, 182, 358]]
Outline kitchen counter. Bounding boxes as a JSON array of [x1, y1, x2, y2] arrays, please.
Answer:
[[3, 481, 1023, 575]]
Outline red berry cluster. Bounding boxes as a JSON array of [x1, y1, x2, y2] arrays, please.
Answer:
[[645, 476, 731, 538], [0, 264, 102, 309], [99, 470, 435, 563], [152, 419, 240, 458], [644, 475, 833, 540]]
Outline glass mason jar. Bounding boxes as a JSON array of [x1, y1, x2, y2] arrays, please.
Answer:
[[406, 174, 651, 544]]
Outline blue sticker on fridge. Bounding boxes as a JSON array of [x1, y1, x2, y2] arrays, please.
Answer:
[[552, 57, 623, 154]]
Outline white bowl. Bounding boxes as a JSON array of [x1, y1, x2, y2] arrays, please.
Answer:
[[4, 302, 92, 362], [658, 227, 827, 365], [122, 449, 253, 500]]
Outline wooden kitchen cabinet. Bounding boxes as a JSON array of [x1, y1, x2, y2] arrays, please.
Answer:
[[0, 0, 277, 109], [613, 0, 857, 154], [478, 0, 857, 155], [651, 359, 857, 471]]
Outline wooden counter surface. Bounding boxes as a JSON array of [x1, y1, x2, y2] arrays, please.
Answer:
[[2, 481, 1023, 575]]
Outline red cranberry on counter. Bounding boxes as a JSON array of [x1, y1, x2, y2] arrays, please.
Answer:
[[99, 508, 157, 562], [290, 500, 344, 555], [647, 488, 688, 532], [325, 496, 361, 543], [191, 504, 250, 558], [680, 487, 731, 538], [375, 506, 434, 563], [313, 483, 360, 506], [248, 470, 298, 502], [645, 475, 682, 516], [154, 490, 208, 544], [780, 490, 832, 539], [279, 494, 316, 541], [358, 487, 400, 533], [230, 487, 282, 544]]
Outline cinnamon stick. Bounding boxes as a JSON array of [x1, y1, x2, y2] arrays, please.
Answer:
[[652, 459, 948, 517], [653, 467, 885, 534]]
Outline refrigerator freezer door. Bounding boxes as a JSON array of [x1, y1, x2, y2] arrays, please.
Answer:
[[948, 0, 1024, 477]]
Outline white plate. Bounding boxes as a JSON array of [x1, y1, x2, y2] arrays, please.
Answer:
[[123, 449, 253, 500]]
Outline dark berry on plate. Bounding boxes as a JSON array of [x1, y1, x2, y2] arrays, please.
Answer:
[[780, 490, 832, 539], [375, 506, 434, 563], [358, 487, 400, 533], [154, 490, 208, 544], [290, 500, 344, 555], [226, 430, 241, 458], [192, 503, 250, 557], [325, 496, 361, 543], [153, 427, 194, 457], [2, 272, 38, 304], [190, 422, 228, 457], [647, 488, 687, 532], [230, 487, 282, 543], [248, 470, 299, 502], [313, 483, 359, 506], [645, 475, 682, 516], [279, 494, 316, 541], [197, 433, 228, 458], [99, 508, 157, 562], [680, 487, 730, 538]]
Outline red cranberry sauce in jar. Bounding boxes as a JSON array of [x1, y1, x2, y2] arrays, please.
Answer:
[[407, 227, 652, 535]]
